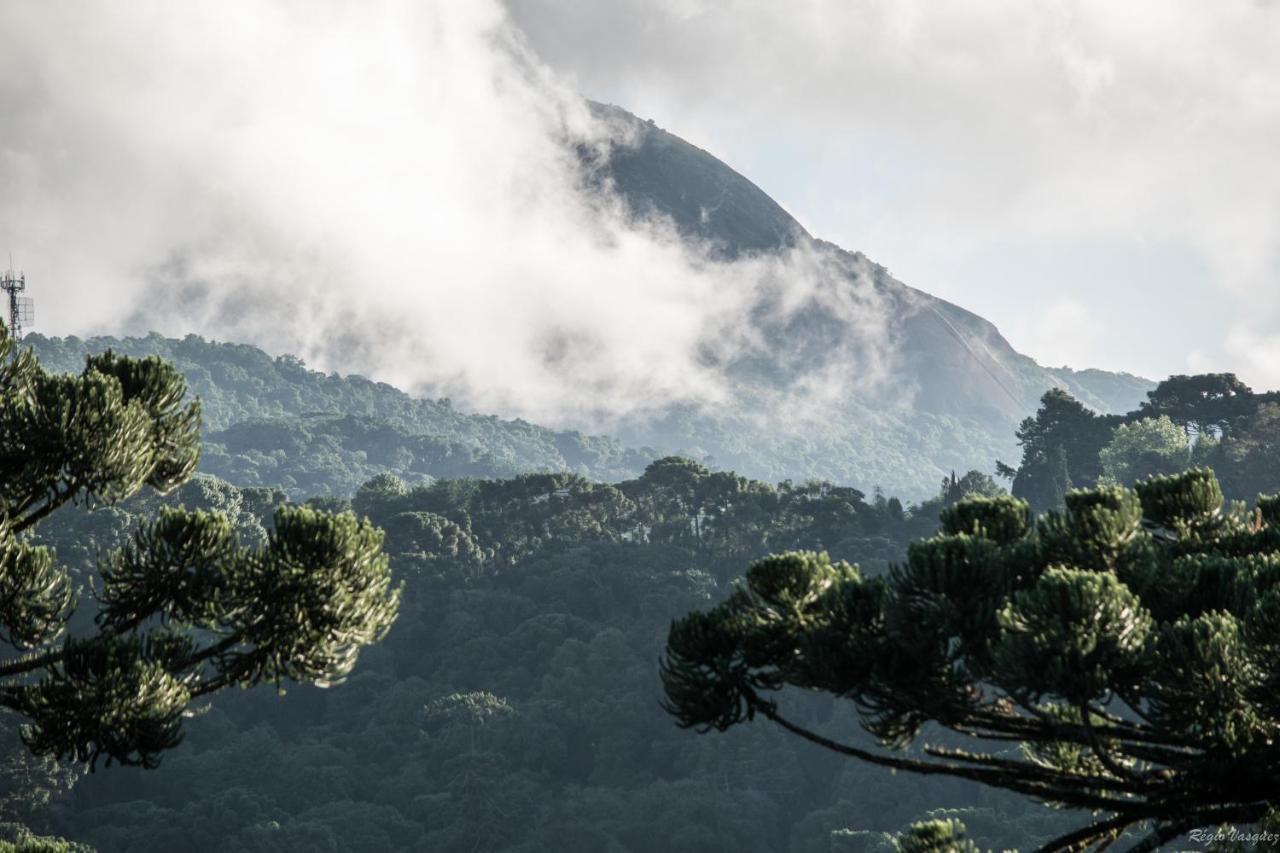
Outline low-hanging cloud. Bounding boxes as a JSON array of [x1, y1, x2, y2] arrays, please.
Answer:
[[0, 0, 898, 428]]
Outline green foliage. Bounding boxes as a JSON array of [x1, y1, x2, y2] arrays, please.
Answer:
[[939, 495, 1029, 544], [1009, 376, 1280, 511], [41, 459, 1068, 852], [664, 469, 1280, 849], [0, 323, 398, 775], [0, 831, 91, 853], [1133, 467, 1224, 531], [995, 567, 1151, 705], [0, 714, 78, 832], [1206, 403, 1280, 505], [894, 818, 979, 853], [1139, 373, 1255, 438], [1099, 416, 1191, 486], [28, 331, 1103, 502], [27, 334, 654, 498], [1011, 389, 1119, 512]]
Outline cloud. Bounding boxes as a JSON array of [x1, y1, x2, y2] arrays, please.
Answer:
[[1018, 299, 1104, 369], [0, 0, 898, 427], [1222, 325, 1280, 390], [506, 0, 1280, 386]]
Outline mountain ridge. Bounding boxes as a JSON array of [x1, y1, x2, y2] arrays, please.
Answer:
[[589, 100, 1150, 420], [579, 102, 1152, 493]]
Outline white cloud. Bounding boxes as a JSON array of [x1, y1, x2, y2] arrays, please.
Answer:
[[0, 0, 903, 427], [1018, 299, 1104, 369], [4, 0, 1276, 421], [1223, 325, 1280, 390]]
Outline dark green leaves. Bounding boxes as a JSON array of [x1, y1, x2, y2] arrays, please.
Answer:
[[1145, 611, 1268, 752], [664, 468, 1280, 847], [0, 524, 71, 649], [98, 508, 239, 632], [895, 818, 980, 853], [0, 346, 200, 523], [82, 351, 201, 494], [662, 551, 873, 730], [14, 636, 188, 770], [940, 495, 1030, 544], [1135, 467, 1224, 532], [0, 329, 397, 773], [213, 506, 399, 689], [661, 609, 752, 732], [994, 567, 1151, 704]]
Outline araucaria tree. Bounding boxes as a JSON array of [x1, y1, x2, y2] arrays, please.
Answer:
[[662, 467, 1280, 850], [0, 324, 399, 769]]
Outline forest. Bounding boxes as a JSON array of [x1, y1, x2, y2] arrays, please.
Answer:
[[1, 334, 1278, 851], [24, 459, 1025, 851]]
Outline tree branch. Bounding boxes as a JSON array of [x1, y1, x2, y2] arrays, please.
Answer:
[[0, 645, 63, 678], [744, 690, 1148, 812], [1033, 811, 1143, 853], [12, 485, 77, 533]]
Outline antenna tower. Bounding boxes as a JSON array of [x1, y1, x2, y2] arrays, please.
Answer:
[[0, 262, 33, 340]]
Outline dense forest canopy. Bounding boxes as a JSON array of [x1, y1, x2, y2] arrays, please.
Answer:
[[8, 330, 1280, 852], [24, 334, 656, 497], [23, 454, 1048, 851]]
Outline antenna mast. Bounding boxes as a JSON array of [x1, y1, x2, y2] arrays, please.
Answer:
[[0, 261, 33, 340]]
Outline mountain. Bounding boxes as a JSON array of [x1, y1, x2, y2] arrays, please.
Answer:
[[26, 106, 1151, 501], [583, 103, 1153, 494]]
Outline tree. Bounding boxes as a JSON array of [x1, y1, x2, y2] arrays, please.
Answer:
[[1139, 373, 1254, 439], [0, 324, 399, 770], [1098, 415, 1192, 486], [936, 470, 1004, 508], [1206, 403, 1280, 503], [662, 468, 1280, 850], [1011, 390, 1118, 511]]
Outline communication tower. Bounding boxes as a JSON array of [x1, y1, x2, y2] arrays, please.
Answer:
[[0, 262, 33, 340]]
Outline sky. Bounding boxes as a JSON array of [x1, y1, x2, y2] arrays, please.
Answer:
[[0, 0, 1277, 418], [509, 0, 1280, 385]]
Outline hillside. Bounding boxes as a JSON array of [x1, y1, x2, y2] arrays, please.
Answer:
[[25, 333, 655, 498], [25, 107, 1152, 502]]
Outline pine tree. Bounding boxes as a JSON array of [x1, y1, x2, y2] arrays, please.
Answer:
[[0, 324, 398, 770], [663, 468, 1280, 850]]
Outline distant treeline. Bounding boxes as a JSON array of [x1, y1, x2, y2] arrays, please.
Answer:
[[1006, 373, 1280, 510], [26, 333, 655, 496]]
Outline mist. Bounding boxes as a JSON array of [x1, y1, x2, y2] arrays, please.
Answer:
[[0, 0, 900, 429]]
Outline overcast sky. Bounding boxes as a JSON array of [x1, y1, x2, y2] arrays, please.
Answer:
[[1, 0, 1278, 407], [509, 0, 1280, 385]]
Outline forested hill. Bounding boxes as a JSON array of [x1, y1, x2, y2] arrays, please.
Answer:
[[25, 333, 655, 497]]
